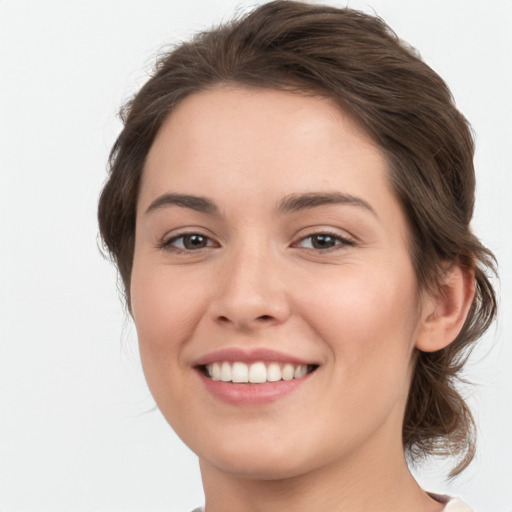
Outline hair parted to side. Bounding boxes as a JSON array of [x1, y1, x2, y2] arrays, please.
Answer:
[[98, 0, 497, 477]]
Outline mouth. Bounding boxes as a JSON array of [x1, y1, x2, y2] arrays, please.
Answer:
[[193, 348, 320, 404], [198, 361, 319, 384]]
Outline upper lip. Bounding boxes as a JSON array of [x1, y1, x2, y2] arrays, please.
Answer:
[[193, 348, 316, 367]]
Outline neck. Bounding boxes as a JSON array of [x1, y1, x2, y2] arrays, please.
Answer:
[[199, 434, 443, 512]]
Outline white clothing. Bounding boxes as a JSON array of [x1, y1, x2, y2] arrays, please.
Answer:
[[428, 493, 474, 511], [445, 498, 474, 511], [190, 497, 473, 511]]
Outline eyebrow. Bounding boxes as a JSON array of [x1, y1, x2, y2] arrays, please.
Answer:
[[277, 192, 377, 216], [145, 193, 219, 215], [145, 191, 376, 217]]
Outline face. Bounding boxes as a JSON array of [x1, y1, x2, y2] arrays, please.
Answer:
[[131, 86, 425, 480]]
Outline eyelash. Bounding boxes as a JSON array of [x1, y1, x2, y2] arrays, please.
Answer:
[[159, 230, 355, 254], [160, 232, 216, 253], [293, 231, 356, 251]]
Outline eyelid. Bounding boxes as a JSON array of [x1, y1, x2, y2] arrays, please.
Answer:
[[292, 229, 356, 250], [157, 227, 355, 253], [159, 230, 220, 253]]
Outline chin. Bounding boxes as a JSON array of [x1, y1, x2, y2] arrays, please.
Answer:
[[195, 432, 327, 481], [204, 452, 311, 481]]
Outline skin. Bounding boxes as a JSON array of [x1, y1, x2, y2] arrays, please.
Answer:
[[130, 86, 473, 512]]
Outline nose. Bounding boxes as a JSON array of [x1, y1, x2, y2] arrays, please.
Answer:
[[208, 245, 291, 332]]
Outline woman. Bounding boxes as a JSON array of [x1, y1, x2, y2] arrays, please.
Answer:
[[98, 1, 497, 510]]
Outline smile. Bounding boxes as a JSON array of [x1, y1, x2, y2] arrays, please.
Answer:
[[194, 348, 319, 404], [204, 361, 315, 383]]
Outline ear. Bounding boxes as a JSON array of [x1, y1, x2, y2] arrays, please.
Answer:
[[415, 265, 475, 352]]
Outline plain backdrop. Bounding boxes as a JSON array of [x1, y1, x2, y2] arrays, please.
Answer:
[[0, 1, 511, 511]]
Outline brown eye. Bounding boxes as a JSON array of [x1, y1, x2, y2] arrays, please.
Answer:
[[164, 233, 214, 251], [296, 232, 354, 250], [182, 234, 209, 249], [309, 234, 339, 249]]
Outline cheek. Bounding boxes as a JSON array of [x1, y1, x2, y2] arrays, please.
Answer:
[[300, 259, 419, 379], [130, 262, 206, 375], [130, 262, 214, 426], [301, 262, 420, 440]]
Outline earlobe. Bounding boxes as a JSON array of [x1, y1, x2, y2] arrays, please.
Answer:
[[415, 265, 475, 352]]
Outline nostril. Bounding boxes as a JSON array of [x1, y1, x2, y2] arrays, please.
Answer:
[[214, 312, 282, 329]]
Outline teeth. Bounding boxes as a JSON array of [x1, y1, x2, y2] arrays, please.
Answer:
[[211, 362, 221, 381], [267, 362, 281, 382], [294, 364, 307, 378], [220, 362, 232, 382], [205, 361, 311, 383], [249, 362, 266, 383], [232, 362, 249, 383], [281, 363, 294, 381]]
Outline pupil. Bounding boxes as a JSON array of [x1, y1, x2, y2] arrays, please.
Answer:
[[185, 234, 206, 249], [313, 234, 335, 248]]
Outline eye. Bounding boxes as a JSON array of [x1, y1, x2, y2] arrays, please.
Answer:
[[295, 232, 354, 250], [162, 232, 216, 252]]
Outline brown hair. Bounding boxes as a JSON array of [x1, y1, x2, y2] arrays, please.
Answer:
[[98, 0, 497, 477]]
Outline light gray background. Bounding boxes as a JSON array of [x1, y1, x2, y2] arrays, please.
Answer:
[[0, 1, 510, 511]]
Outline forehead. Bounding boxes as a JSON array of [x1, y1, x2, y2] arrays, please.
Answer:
[[140, 85, 391, 206], [150, 85, 376, 154]]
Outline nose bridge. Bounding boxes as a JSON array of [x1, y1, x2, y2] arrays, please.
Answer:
[[230, 242, 271, 297], [211, 236, 290, 329]]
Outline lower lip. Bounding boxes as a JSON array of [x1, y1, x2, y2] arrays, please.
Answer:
[[197, 370, 313, 405]]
